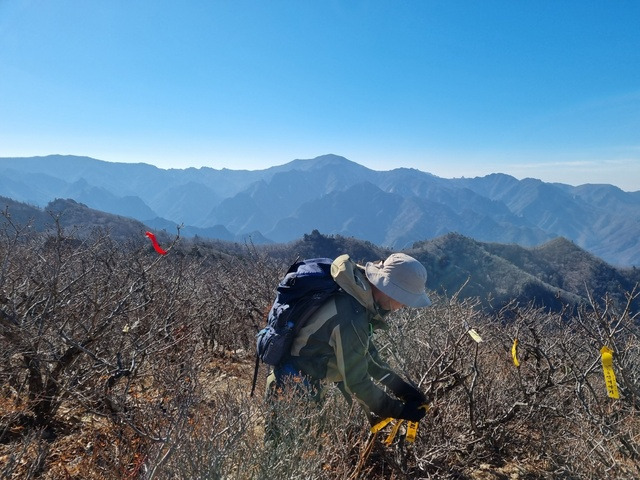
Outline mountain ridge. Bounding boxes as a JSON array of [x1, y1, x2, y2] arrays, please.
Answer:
[[1, 197, 638, 314], [1, 154, 638, 266]]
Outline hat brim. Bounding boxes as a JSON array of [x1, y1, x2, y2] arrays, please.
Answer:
[[365, 264, 432, 308]]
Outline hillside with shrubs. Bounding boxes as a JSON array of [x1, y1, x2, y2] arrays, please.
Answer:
[[1, 207, 639, 479]]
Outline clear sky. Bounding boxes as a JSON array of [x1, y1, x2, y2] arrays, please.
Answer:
[[1, 1, 639, 191]]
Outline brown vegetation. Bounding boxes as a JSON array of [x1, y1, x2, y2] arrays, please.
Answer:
[[1, 215, 639, 479]]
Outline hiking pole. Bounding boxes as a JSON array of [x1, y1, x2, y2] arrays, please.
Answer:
[[250, 353, 260, 397]]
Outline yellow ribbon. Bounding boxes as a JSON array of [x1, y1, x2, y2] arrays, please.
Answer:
[[384, 419, 404, 445], [371, 404, 429, 444], [467, 328, 483, 343], [371, 417, 393, 433], [405, 421, 419, 442], [600, 346, 619, 399], [512, 338, 520, 367]]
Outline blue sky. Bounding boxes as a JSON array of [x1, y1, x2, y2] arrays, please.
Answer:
[[1, 1, 639, 191]]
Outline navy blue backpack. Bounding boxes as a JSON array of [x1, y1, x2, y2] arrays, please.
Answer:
[[256, 257, 341, 366]]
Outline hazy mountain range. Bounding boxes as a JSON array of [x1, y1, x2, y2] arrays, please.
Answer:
[[293, 230, 640, 315], [1, 195, 638, 315], [1, 154, 639, 267]]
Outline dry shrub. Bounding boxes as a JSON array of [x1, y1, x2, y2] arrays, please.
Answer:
[[0, 218, 274, 479], [1, 216, 638, 479], [378, 290, 640, 479]]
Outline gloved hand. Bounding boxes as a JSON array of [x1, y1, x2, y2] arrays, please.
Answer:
[[385, 375, 427, 403], [395, 383, 426, 403], [398, 401, 428, 422]]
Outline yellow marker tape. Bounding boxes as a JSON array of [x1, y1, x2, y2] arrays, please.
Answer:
[[371, 417, 394, 433], [405, 421, 418, 442], [512, 338, 520, 367], [405, 404, 429, 443], [600, 346, 619, 399], [468, 328, 483, 343], [384, 420, 404, 445], [373, 404, 429, 444]]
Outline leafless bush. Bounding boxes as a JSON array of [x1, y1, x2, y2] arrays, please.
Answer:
[[1, 213, 638, 479], [123, 373, 386, 480], [198, 243, 282, 355], [0, 216, 275, 478], [376, 288, 640, 479]]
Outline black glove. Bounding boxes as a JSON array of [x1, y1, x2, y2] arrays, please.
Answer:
[[386, 375, 427, 403], [398, 401, 428, 422]]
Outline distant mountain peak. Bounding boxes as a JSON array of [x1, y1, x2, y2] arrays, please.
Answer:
[[283, 154, 367, 172], [310, 153, 349, 163]]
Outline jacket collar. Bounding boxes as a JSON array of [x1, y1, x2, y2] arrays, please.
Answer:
[[331, 254, 389, 329]]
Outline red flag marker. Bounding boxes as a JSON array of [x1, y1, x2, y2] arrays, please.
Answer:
[[145, 231, 168, 255]]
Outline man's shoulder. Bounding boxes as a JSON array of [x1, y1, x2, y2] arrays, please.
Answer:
[[333, 291, 368, 323]]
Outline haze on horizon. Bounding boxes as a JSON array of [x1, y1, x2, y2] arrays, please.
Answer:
[[1, 1, 639, 191]]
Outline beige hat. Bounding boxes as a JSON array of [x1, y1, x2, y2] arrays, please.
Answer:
[[365, 253, 431, 308]]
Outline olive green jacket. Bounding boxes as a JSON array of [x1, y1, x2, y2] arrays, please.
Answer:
[[289, 254, 404, 419]]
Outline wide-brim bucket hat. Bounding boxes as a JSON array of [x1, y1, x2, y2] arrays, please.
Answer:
[[365, 253, 431, 308]]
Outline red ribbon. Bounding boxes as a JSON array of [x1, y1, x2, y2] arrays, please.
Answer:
[[145, 231, 168, 255]]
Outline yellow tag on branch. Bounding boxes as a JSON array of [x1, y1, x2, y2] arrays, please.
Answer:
[[406, 421, 418, 442], [600, 346, 619, 399], [512, 338, 520, 367], [468, 328, 483, 343], [384, 420, 404, 445], [372, 403, 428, 444], [371, 417, 393, 433]]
